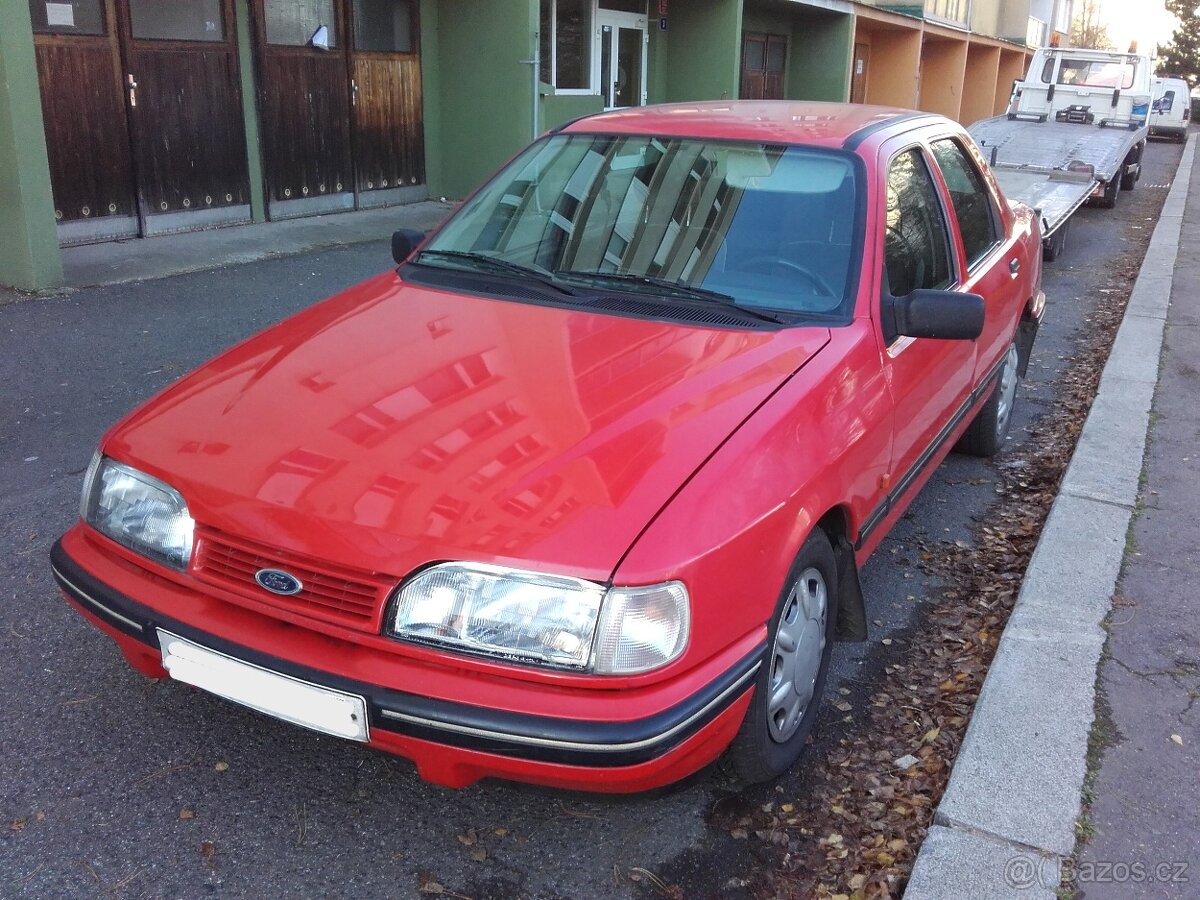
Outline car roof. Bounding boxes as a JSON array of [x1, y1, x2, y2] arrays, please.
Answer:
[[558, 101, 942, 148]]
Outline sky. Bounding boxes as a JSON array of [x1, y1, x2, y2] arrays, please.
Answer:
[[1095, 0, 1178, 55]]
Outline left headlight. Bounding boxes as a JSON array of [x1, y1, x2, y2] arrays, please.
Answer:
[[387, 562, 689, 674], [81, 454, 195, 570]]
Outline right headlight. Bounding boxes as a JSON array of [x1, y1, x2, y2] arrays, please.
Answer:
[[387, 562, 689, 675], [81, 453, 195, 570]]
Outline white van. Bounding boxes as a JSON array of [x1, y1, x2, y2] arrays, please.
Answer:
[[1150, 77, 1191, 141]]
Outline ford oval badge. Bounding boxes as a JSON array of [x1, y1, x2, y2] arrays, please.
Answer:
[[255, 568, 303, 596]]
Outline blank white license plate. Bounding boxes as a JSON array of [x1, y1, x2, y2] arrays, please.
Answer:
[[157, 630, 369, 742]]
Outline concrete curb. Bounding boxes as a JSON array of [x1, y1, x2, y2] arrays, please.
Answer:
[[905, 134, 1198, 898]]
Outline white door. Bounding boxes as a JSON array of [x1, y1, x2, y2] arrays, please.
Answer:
[[595, 11, 647, 110]]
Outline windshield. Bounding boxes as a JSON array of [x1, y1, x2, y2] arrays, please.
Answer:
[[1054, 57, 1137, 90], [421, 134, 861, 318]]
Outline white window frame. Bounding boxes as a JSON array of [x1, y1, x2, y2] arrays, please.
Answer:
[[542, 0, 599, 96]]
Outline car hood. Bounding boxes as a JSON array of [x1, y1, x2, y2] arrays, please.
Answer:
[[105, 273, 829, 583]]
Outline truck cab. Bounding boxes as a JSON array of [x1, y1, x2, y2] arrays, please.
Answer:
[[1011, 48, 1152, 130]]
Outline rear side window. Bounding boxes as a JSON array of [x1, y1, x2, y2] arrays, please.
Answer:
[[930, 139, 1000, 268], [884, 148, 953, 298]]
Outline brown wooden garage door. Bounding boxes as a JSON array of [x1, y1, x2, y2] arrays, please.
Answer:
[[30, 0, 251, 243], [251, 0, 425, 220]]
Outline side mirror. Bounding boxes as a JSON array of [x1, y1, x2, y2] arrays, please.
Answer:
[[392, 228, 426, 265], [885, 289, 985, 342]]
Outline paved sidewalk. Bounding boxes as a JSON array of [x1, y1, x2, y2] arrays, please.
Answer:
[[1074, 142, 1200, 896], [907, 135, 1198, 898], [56, 200, 453, 289]]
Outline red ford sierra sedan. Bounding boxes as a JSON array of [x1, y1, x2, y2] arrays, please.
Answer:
[[52, 102, 1043, 793]]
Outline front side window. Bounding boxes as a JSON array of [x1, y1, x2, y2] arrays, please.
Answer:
[[540, 0, 591, 90], [884, 148, 953, 298], [419, 134, 863, 319], [930, 139, 999, 268]]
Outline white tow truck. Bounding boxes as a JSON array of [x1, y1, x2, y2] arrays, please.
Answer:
[[969, 46, 1151, 261]]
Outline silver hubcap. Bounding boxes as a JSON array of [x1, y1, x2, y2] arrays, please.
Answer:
[[995, 343, 1019, 439], [767, 567, 828, 743]]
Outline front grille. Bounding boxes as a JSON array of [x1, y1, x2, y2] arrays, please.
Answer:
[[193, 527, 396, 630]]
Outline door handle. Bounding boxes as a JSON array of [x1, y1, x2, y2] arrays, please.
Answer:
[[351, 79, 359, 107], [126, 73, 138, 108], [1009, 258, 1020, 278]]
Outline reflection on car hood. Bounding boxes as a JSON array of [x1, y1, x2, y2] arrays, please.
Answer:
[[105, 273, 830, 582]]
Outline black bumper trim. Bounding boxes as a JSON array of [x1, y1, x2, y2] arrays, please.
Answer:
[[50, 539, 763, 768]]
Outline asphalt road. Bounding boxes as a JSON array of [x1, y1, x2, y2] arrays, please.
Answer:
[[0, 139, 1183, 899]]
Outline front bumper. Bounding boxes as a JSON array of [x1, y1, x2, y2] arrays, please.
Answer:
[[50, 531, 760, 792]]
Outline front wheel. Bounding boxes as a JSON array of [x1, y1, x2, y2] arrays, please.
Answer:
[[726, 530, 838, 783], [956, 340, 1020, 457]]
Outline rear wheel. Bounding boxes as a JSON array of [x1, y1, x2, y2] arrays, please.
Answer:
[[1120, 144, 1143, 190], [1098, 177, 1120, 209], [727, 530, 838, 783], [956, 340, 1020, 457], [1043, 219, 1069, 262]]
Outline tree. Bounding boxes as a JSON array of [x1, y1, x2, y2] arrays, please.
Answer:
[[1158, 0, 1200, 89], [1071, 0, 1115, 50]]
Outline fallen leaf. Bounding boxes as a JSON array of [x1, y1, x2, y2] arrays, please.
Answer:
[[470, 847, 487, 862], [456, 830, 476, 846], [179, 809, 194, 820], [214, 761, 229, 772], [9, 818, 27, 832], [894, 754, 920, 770], [1171, 734, 1184, 746]]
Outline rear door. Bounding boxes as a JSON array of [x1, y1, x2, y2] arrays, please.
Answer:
[[347, 0, 425, 206], [875, 138, 975, 492], [253, 0, 355, 218], [120, 0, 251, 233]]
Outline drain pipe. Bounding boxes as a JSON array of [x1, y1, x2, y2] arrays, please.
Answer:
[[520, 37, 541, 141]]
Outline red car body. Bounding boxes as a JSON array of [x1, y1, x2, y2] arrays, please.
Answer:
[[52, 102, 1044, 792]]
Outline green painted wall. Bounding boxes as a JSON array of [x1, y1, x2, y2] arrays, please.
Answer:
[[742, 2, 852, 102], [648, 24, 668, 104], [0, 0, 62, 291], [540, 93, 604, 132], [664, 0, 741, 102], [789, 14, 853, 102], [427, 0, 536, 199], [419, 0, 445, 197], [233, 0, 265, 222]]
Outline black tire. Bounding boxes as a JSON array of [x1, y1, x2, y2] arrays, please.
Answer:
[[1042, 220, 1069, 262], [956, 339, 1020, 457], [1120, 167, 1139, 191], [1098, 177, 1120, 209], [727, 530, 838, 784]]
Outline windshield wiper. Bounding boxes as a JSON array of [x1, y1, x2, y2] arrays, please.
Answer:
[[554, 270, 788, 324], [413, 250, 576, 295]]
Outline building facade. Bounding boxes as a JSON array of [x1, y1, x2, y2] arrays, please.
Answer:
[[1, 0, 1056, 291]]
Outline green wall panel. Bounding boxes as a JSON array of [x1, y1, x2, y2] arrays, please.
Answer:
[[789, 14, 853, 102], [428, 0, 537, 199], [233, 0, 265, 222], [0, 0, 62, 290], [663, 0, 741, 102], [540, 93, 604, 133]]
